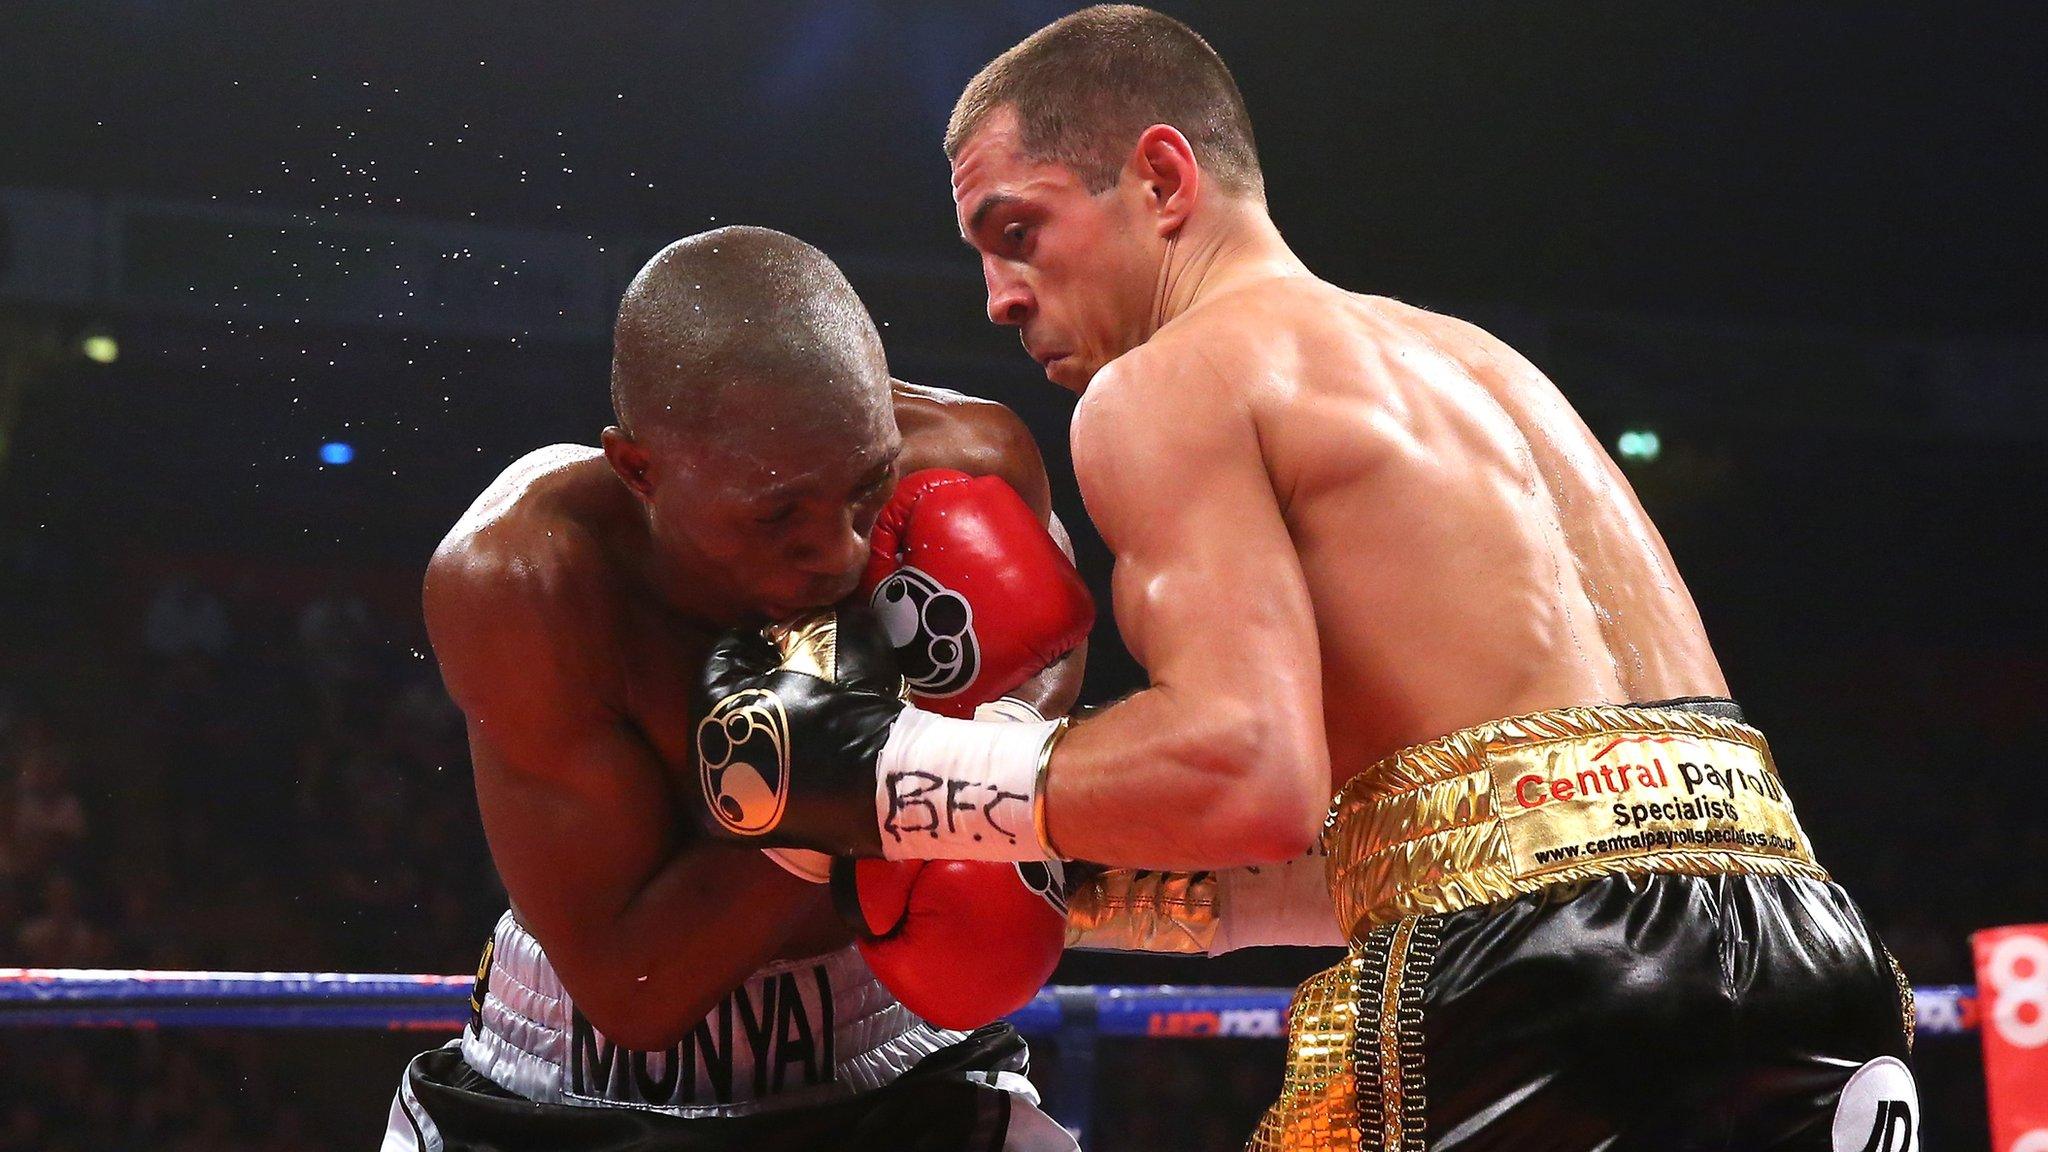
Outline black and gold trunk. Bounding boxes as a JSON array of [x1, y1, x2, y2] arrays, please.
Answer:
[[1248, 701, 1913, 1152]]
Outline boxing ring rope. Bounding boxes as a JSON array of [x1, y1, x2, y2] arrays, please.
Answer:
[[0, 970, 1985, 1137], [0, 969, 1984, 1036]]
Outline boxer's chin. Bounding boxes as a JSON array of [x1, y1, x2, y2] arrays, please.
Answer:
[[1041, 354, 1085, 390]]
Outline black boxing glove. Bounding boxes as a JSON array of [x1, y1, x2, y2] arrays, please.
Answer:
[[692, 608, 1066, 861]]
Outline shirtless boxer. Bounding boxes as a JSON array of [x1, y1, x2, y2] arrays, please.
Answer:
[[381, 227, 1087, 1152], [683, 8, 1918, 1149]]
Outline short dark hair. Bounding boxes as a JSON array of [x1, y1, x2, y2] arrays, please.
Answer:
[[609, 226, 886, 441], [947, 5, 1261, 198]]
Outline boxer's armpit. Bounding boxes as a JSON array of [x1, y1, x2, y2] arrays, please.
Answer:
[[1003, 644, 1086, 719]]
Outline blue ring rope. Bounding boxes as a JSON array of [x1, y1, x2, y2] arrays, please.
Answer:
[[0, 970, 1979, 1037]]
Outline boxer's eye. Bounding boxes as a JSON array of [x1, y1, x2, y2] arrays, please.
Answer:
[[850, 458, 896, 502], [1002, 223, 1028, 253], [753, 504, 797, 527]]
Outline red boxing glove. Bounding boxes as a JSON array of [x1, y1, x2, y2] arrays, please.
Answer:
[[842, 468, 1086, 1024], [860, 469, 1093, 719], [833, 857, 1067, 1030]]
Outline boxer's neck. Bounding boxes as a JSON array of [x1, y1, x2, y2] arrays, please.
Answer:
[[1149, 200, 1308, 335]]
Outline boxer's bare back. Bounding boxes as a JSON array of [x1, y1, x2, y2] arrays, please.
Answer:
[[424, 383, 1066, 1051], [1053, 274, 1727, 861]]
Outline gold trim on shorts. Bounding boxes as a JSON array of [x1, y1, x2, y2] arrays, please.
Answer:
[[467, 935, 495, 1033], [1883, 943, 1916, 1052], [1247, 915, 1437, 1152], [1326, 704, 1828, 937]]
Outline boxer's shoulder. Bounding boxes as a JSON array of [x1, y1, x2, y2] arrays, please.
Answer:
[[1078, 327, 1251, 440], [1076, 281, 1422, 478], [431, 446, 612, 589], [1097, 279, 1324, 397], [891, 379, 1048, 517], [425, 447, 621, 694], [1115, 285, 1535, 428], [892, 380, 1030, 451]]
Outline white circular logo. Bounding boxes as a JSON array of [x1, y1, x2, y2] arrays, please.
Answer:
[[696, 688, 790, 836], [1831, 1056, 1918, 1152], [2010, 1129, 2048, 1152], [869, 566, 979, 698]]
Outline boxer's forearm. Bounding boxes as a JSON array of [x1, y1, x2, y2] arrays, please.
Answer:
[[1039, 683, 1327, 870], [686, 636, 1323, 868], [552, 843, 823, 1051]]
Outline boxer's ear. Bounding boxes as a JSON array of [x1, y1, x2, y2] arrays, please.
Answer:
[[600, 426, 655, 501], [1131, 123, 1200, 236]]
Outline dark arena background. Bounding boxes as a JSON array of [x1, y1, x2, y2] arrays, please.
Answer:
[[1, 3, 2042, 1149]]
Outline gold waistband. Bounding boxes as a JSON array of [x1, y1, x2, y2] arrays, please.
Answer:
[[1326, 704, 1827, 938]]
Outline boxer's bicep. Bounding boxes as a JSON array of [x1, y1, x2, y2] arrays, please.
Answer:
[[466, 711, 662, 957], [464, 697, 810, 1049], [1076, 371, 1318, 714], [1057, 365, 1328, 865], [977, 403, 1058, 525], [950, 396, 1054, 521], [430, 573, 673, 947]]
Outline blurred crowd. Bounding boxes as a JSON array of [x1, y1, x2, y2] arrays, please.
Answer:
[[0, 534, 496, 1150], [1, 560, 496, 975], [0, 525, 2020, 1149]]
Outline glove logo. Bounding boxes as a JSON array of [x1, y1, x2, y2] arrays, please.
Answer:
[[869, 566, 980, 699], [696, 689, 791, 837], [1015, 859, 1068, 916]]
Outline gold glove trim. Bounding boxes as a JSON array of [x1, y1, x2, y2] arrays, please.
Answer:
[[766, 612, 839, 680], [1064, 868, 1221, 954], [1327, 704, 1827, 938], [766, 610, 912, 701]]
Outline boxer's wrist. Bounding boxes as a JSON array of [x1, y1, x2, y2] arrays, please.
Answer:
[[1031, 717, 1066, 860], [1063, 847, 1345, 955], [977, 695, 1067, 859], [873, 707, 1063, 862]]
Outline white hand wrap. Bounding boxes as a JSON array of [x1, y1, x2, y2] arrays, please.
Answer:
[[872, 704, 1063, 862], [1206, 844, 1346, 953], [1065, 844, 1346, 955]]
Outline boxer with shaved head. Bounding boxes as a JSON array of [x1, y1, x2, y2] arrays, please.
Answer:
[[381, 227, 1086, 1152]]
